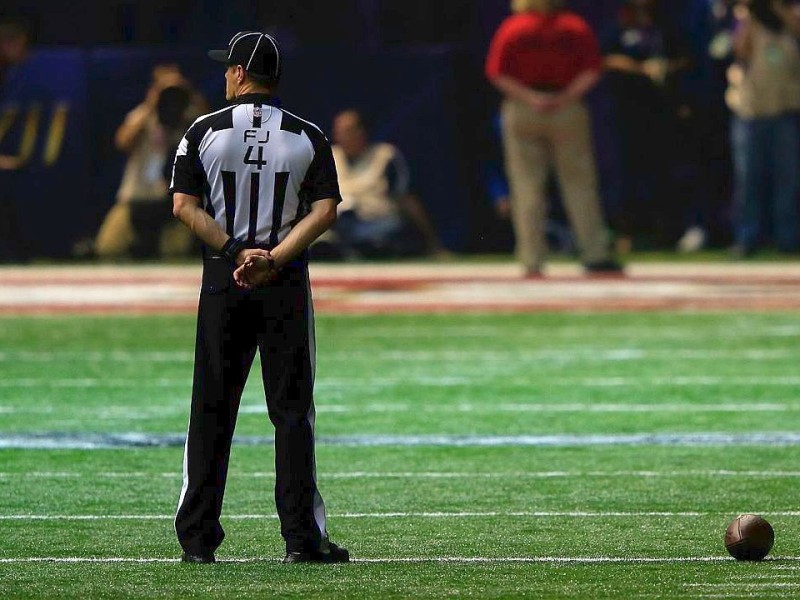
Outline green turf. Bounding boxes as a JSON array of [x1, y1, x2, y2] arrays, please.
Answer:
[[1, 313, 800, 598]]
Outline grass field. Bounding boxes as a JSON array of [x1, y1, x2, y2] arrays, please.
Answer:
[[2, 311, 800, 598]]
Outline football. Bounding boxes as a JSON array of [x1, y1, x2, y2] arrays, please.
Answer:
[[724, 514, 775, 561]]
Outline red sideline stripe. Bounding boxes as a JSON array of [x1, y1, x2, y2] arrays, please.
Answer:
[[4, 275, 800, 288]]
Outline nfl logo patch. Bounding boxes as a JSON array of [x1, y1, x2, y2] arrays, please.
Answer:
[[253, 106, 263, 120]]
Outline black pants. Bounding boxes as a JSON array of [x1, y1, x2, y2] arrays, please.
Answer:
[[175, 257, 327, 555]]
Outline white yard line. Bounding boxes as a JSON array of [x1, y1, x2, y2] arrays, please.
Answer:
[[2, 402, 796, 419], [3, 376, 800, 388], [2, 511, 799, 520], [685, 583, 800, 589], [3, 470, 800, 479], [1, 349, 798, 363], [1, 555, 798, 565]]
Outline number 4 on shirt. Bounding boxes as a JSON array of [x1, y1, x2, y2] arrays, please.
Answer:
[[244, 145, 267, 170]]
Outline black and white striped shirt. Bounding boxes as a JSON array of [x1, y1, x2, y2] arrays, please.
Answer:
[[169, 93, 341, 247]]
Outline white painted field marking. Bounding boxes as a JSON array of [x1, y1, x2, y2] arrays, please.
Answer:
[[0, 378, 190, 388], [2, 348, 798, 363], [242, 403, 798, 414], [317, 376, 800, 388], [4, 555, 798, 565], [4, 510, 800, 521], [4, 470, 800, 479], [494, 403, 793, 412], [685, 583, 800, 589], [3, 375, 800, 389], [1, 402, 795, 421], [322, 349, 800, 361], [330, 325, 800, 341], [568, 376, 800, 387], [0, 351, 193, 363]]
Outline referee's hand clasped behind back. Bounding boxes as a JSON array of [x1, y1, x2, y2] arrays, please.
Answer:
[[233, 252, 278, 289]]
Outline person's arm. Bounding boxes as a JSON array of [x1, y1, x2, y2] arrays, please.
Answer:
[[733, 11, 755, 61], [114, 104, 153, 153], [549, 22, 603, 110], [0, 155, 21, 170], [485, 20, 558, 112], [550, 69, 602, 110], [170, 120, 267, 267], [399, 194, 449, 255], [172, 193, 268, 266], [235, 129, 342, 288], [384, 148, 448, 255], [489, 74, 557, 112], [234, 199, 337, 288], [604, 54, 645, 74], [271, 198, 338, 267]]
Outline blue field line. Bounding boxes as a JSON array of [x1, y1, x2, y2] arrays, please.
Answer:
[[3, 431, 800, 449]]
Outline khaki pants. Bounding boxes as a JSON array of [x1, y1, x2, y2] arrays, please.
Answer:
[[501, 99, 611, 271], [95, 202, 192, 259]]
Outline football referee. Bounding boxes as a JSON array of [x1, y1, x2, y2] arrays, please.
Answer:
[[170, 31, 348, 564]]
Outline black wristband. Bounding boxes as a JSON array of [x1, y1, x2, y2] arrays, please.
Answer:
[[220, 237, 246, 265]]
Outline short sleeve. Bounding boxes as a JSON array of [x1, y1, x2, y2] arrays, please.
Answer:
[[485, 20, 514, 81], [574, 21, 603, 72], [385, 148, 410, 198], [301, 132, 342, 204], [169, 123, 206, 198]]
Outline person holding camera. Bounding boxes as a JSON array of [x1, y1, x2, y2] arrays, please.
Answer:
[[91, 64, 207, 259]]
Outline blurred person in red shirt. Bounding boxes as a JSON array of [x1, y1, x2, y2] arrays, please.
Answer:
[[486, 0, 620, 277]]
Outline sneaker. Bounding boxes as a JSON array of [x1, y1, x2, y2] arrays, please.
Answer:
[[583, 260, 624, 275], [283, 541, 350, 564], [181, 551, 215, 564]]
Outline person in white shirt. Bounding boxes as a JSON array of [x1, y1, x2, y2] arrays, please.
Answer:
[[318, 109, 447, 258]]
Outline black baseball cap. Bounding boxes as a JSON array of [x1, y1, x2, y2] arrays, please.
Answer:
[[208, 31, 281, 83]]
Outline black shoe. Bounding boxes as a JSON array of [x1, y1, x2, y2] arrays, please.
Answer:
[[583, 260, 624, 275], [181, 552, 216, 564], [283, 541, 350, 564]]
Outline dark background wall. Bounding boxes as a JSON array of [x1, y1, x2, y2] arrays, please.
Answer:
[[0, 0, 718, 257]]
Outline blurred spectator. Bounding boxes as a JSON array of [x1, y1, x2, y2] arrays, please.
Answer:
[[80, 65, 207, 260], [672, 0, 739, 253], [603, 0, 691, 251], [484, 112, 576, 255], [0, 15, 30, 170], [708, 1, 740, 67], [0, 16, 29, 89], [314, 109, 448, 259], [486, 0, 620, 276], [727, 0, 800, 256], [0, 16, 31, 262]]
